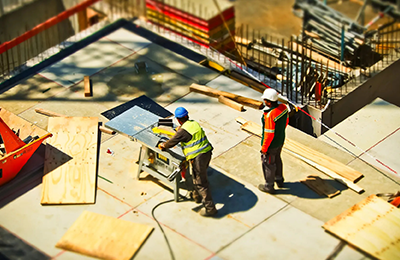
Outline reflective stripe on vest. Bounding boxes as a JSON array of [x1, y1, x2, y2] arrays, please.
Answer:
[[181, 120, 212, 160]]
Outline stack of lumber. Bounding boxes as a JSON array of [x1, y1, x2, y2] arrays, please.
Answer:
[[145, 0, 236, 53]]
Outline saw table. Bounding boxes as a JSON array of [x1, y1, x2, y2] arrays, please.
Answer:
[[105, 106, 192, 201]]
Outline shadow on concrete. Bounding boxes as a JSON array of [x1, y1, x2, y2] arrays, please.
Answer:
[[275, 179, 348, 199], [0, 144, 74, 208], [205, 167, 258, 218], [0, 145, 46, 208]]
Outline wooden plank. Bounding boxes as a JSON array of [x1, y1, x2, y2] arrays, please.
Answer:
[[285, 139, 363, 183], [84, 76, 92, 97], [236, 117, 364, 184], [41, 117, 98, 204], [218, 95, 244, 111], [190, 83, 263, 110], [323, 195, 400, 260], [285, 149, 364, 194], [56, 211, 153, 260], [300, 175, 341, 198], [35, 108, 115, 135]]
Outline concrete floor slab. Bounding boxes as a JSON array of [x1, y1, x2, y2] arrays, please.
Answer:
[[319, 98, 400, 157], [67, 52, 194, 110], [358, 128, 400, 180], [17, 88, 110, 131], [0, 75, 65, 115], [0, 187, 133, 258], [137, 44, 219, 84], [39, 37, 134, 87], [135, 190, 251, 253], [120, 206, 213, 260], [104, 28, 151, 52], [210, 165, 288, 227], [217, 205, 365, 260]]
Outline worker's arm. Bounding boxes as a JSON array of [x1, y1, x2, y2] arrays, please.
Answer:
[[159, 128, 192, 150], [261, 113, 275, 154]]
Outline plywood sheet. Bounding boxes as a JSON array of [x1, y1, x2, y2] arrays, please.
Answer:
[[56, 211, 153, 260], [41, 117, 98, 204], [323, 195, 400, 260], [300, 175, 340, 198]]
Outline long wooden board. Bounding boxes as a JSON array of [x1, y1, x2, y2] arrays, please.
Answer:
[[323, 195, 400, 260], [236, 117, 364, 183], [56, 211, 153, 260], [41, 117, 98, 204], [300, 175, 340, 198], [190, 83, 264, 110]]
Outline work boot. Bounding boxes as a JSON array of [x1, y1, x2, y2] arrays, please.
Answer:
[[258, 184, 275, 194], [275, 180, 284, 188], [190, 190, 202, 204], [199, 207, 218, 217]]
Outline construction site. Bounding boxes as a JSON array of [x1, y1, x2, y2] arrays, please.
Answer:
[[0, 0, 400, 259]]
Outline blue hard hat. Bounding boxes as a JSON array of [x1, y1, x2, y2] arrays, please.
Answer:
[[175, 107, 188, 118]]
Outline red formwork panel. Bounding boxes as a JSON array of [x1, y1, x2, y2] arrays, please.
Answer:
[[146, 0, 235, 31]]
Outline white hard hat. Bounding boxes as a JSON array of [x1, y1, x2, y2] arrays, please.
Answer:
[[261, 88, 278, 101]]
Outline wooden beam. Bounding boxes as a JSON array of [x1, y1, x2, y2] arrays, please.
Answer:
[[190, 83, 263, 110], [35, 108, 115, 135], [84, 76, 92, 97], [218, 95, 244, 111]]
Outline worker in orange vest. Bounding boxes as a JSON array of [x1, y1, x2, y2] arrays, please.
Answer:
[[258, 88, 289, 194]]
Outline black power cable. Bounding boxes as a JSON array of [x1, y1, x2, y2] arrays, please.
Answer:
[[151, 199, 176, 260]]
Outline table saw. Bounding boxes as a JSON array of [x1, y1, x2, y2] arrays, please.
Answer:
[[105, 106, 192, 201]]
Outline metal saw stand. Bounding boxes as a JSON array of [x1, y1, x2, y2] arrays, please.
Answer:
[[136, 141, 192, 202], [105, 106, 192, 202]]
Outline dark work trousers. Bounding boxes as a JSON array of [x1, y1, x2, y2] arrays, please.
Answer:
[[261, 145, 284, 190], [190, 150, 216, 211]]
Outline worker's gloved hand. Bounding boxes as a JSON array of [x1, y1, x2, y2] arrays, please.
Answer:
[[260, 150, 267, 155], [158, 142, 166, 151]]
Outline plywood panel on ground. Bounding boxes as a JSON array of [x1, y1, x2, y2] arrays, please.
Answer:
[[323, 195, 400, 260], [41, 117, 98, 204], [56, 211, 153, 260]]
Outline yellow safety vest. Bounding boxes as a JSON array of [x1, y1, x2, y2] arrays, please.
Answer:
[[181, 120, 212, 160]]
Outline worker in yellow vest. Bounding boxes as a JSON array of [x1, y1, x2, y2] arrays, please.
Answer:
[[158, 107, 218, 217]]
